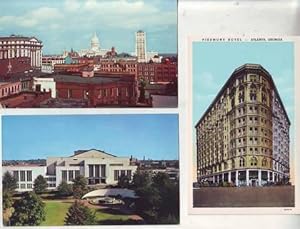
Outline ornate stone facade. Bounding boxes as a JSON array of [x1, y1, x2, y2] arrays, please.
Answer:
[[196, 64, 290, 186]]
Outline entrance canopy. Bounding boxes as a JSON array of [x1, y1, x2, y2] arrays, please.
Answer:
[[82, 188, 138, 199]]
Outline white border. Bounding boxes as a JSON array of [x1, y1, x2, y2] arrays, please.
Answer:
[[187, 36, 300, 215]]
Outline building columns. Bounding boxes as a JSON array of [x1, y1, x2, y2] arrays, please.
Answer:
[[258, 170, 262, 186], [235, 170, 239, 186], [228, 172, 231, 183], [246, 169, 249, 186]]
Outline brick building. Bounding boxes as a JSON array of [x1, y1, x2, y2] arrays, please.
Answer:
[[137, 62, 177, 83], [48, 73, 137, 107]]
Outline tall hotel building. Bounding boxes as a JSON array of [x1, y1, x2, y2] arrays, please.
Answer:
[[135, 30, 147, 63], [0, 35, 43, 69], [196, 64, 291, 186]]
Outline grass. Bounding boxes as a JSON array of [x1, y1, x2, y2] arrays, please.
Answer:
[[41, 200, 130, 226], [40, 201, 72, 226]]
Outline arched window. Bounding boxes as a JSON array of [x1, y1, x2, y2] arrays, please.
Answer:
[[250, 156, 258, 166], [249, 83, 257, 101], [239, 157, 245, 167], [262, 157, 267, 167]]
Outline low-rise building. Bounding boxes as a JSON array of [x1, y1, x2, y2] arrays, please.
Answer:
[[137, 62, 177, 83], [2, 149, 138, 192], [33, 77, 56, 98]]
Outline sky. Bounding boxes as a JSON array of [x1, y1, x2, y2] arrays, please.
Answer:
[[0, 0, 177, 54], [192, 41, 295, 181], [2, 114, 179, 160]]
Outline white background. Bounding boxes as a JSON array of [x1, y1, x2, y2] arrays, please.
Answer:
[[179, 0, 300, 228]]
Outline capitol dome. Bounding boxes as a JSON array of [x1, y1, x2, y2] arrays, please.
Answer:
[[91, 32, 100, 51]]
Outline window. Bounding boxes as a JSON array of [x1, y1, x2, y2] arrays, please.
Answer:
[[27, 171, 32, 181], [114, 170, 119, 181], [68, 170, 74, 181], [75, 170, 80, 178], [127, 170, 132, 179], [239, 157, 245, 167], [250, 157, 258, 166], [20, 184, 26, 189], [101, 165, 106, 177], [88, 165, 94, 177], [232, 159, 235, 169], [27, 184, 32, 189], [13, 171, 19, 181], [62, 170, 67, 181], [95, 165, 100, 177], [20, 171, 25, 181], [262, 158, 267, 166], [121, 170, 126, 176]]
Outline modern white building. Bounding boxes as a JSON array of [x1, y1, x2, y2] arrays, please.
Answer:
[[2, 165, 47, 192], [3, 149, 137, 192], [135, 30, 147, 63], [32, 77, 56, 98]]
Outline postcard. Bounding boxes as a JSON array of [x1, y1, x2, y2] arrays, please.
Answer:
[[1, 114, 179, 226], [188, 36, 300, 214], [0, 0, 177, 108]]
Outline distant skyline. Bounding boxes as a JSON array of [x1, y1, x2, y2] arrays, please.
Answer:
[[0, 0, 177, 54], [2, 114, 179, 160]]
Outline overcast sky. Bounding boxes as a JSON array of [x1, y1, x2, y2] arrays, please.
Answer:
[[2, 114, 179, 160], [0, 0, 177, 54]]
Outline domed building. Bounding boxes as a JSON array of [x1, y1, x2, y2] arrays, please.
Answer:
[[79, 32, 109, 57]]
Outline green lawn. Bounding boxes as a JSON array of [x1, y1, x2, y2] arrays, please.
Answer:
[[41, 201, 72, 226], [41, 201, 130, 226]]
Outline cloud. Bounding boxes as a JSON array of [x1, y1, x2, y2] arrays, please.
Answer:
[[64, 0, 81, 12], [0, 7, 63, 28]]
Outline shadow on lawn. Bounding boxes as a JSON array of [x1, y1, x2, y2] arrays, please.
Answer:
[[95, 207, 130, 215], [97, 219, 145, 225]]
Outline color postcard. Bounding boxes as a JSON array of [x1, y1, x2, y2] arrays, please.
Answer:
[[188, 36, 300, 214], [0, 0, 178, 108], [1, 113, 179, 226]]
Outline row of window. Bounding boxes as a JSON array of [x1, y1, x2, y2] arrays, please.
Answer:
[[13, 170, 32, 182], [114, 170, 132, 181], [88, 165, 106, 178], [18, 183, 33, 189], [61, 170, 80, 182]]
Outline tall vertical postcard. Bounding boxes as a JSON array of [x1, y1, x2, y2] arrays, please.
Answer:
[[188, 36, 300, 214]]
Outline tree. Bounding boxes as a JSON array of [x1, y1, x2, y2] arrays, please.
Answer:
[[72, 175, 88, 199], [138, 78, 147, 103], [33, 175, 48, 194], [118, 174, 130, 189], [132, 170, 151, 188], [152, 172, 179, 222], [2, 171, 17, 216], [131, 171, 179, 224], [10, 192, 45, 226], [64, 200, 96, 225], [3, 191, 14, 210], [2, 171, 17, 192], [57, 181, 73, 197]]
